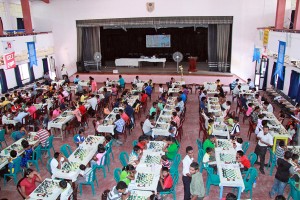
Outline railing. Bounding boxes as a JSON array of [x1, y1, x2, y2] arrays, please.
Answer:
[[257, 27, 300, 33], [0, 30, 52, 37]]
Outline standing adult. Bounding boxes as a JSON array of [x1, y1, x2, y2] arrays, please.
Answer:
[[189, 162, 205, 200], [182, 146, 194, 200]]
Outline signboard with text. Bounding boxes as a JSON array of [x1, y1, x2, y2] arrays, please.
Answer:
[[3, 52, 16, 69]]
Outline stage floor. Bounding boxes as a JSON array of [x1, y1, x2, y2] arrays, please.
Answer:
[[85, 61, 233, 76]]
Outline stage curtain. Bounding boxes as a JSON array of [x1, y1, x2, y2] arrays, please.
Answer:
[[28, 64, 35, 83], [208, 24, 217, 68], [216, 24, 230, 72], [270, 62, 276, 86], [0, 69, 8, 93], [288, 70, 300, 99], [262, 59, 269, 91], [77, 27, 83, 63], [277, 66, 285, 90], [296, 84, 300, 103], [14, 66, 23, 87], [82, 27, 101, 62]]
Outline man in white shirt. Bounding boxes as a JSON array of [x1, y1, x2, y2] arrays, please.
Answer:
[[199, 90, 207, 101], [50, 152, 68, 179], [254, 126, 273, 174], [232, 85, 241, 97], [133, 76, 140, 84], [87, 94, 98, 110], [13, 109, 28, 123], [247, 78, 255, 89], [142, 116, 154, 136], [264, 101, 274, 113], [182, 146, 194, 200]]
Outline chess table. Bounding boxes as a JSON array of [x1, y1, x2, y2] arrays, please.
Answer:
[[29, 178, 64, 200], [171, 81, 185, 88], [167, 88, 180, 95], [147, 141, 166, 152], [213, 123, 230, 139], [47, 111, 75, 140], [97, 107, 122, 135], [140, 150, 164, 165], [127, 190, 153, 200], [204, 82, 217, 91]]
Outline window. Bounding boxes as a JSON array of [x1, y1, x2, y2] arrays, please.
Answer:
[[19, 63, 30, 82]]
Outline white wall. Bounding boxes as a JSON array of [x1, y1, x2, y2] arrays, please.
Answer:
[[30, 0, 278, 80]]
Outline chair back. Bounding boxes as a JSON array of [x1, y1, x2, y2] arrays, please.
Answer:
[[32, 145, 42, 161], [132, 140, 138, 147], [170, 172, 179, 191], [10, 157, 22, 175], [88, 167, 97, 183], [242, 142, 250, 154], [46, 158, 52, 175], [119, 151, 129, 167], [268, 148, 276, 165], [0, 129, 6, 142], [247, 152, 257, 167], [197, 149, 205, 165], [172, 154, 181, 169], [47, 135, 54, 149], [60, 144, 73, 158], [11, 131, 19, 142], [113, 168, 122, 183], [244, 167, 258, 190], [196, 139, 203, 150], [288, 179, 300, 199], [205, 166, 220, 184]]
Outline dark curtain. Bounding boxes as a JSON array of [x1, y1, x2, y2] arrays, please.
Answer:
[[262, 59, 269, 91], [290, 10, 295, 29], [0, 69, 8, 93], [28, 64, 35, 83], [82, 27, 101, 61], [208, 24, 217, 66], [277, 66, 285, 90], [42, 58, 49, 73], [296, 84, 300, 103], [288, 70, 300, 99], [14, 66, 23, 87], [270, 62, 276, 86]]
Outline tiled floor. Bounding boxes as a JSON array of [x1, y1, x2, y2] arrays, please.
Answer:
[[0, 80, 290, 200]]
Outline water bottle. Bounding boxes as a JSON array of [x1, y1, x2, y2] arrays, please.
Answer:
[[253, 180, 257, 188]]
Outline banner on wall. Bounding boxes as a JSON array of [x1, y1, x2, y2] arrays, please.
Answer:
[[275, 41, 286, 81], [3, 52, 16, 69], [27, 41, 37, 67], [2, 40, 14, 54], [263, 29, 269, 46], [252, 47, 261, 63]]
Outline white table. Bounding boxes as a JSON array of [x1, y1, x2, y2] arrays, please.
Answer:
[[127, 190, 153, 199], [2, 119, 19, 126], [47, 111, 75, 140], [213, 123, 230, 139], [29, 178, 64, 200], [147, 141, 167, 152], [204, 82, 217, 91], [98, 87, 112, 93], [140, 150, 164, 165], [171, 81, 185, 88], [52, 80, 65, 86], [97, 107, 121, 135], [168, 88, 180, 95], [115, 58, 166, 68], [78, 80, 89, 87], [240, 83, 250, 91]]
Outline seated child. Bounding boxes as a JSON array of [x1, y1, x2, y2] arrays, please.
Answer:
[[74, 128, 85, 146], [161, 155, 171, 169], [236, 150, 251, 171], [156, 167, 173, 193], [90, 144, 106, 167], [275, 140, 286, 160]]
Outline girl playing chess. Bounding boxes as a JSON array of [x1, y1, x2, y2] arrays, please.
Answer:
[[19, 168, 42, 199]]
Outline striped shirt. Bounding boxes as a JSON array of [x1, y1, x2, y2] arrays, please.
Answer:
[[108, 186, 122, 200], [36, 129, 49, 147]]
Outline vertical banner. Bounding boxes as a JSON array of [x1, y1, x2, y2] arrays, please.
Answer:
[[263, 29, 269, 46], [27, 41, 37, 67], [275, 41, 286, 82], [2, 40, 16, 69], [252, 47, 261, 63]]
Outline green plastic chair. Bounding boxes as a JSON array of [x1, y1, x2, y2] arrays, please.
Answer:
[[247, 152, 257, 167], [60, 144, 73, 158], [196, 138, 202, 150], [242, 141, 250, 154], [160, 172, 179, 200], [41, 135, 55, 157], [93, 154, 108, 179], [27, 145, 43, 172], [287, 179, 300, 200], [197, 149, 205, 172], [0, 129, 8, 148], [106, 140, 114, 160], [205, 166, 220, 195], [242, 167, 258, 199], [172, 154, 181, 169], [10, 131, 20, 142], [4, 157, 23, 186], [119, 151, 129, 167], [113, 168, 122, 183], [266, 148, 276, 176], [132, 140, 138, 147], [79, 167, 98, 196], [46, 158, 53, 175], [73, 134, 79, 146]]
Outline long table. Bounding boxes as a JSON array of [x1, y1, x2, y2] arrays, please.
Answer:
[[29, 178, 66, 200], [115, 58, 166, 68], [47, 111, 75, 140]]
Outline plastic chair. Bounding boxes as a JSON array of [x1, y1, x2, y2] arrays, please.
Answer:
[[119, 151, 129, 167], [132, 140, 138, 147], [247, 152, 257, 167], [196, 138, 202, 150], [41, 135, 55, 157], [94, 153, 108, 179], [60, 144, 73, 158], [197, 149, 205, 172], [46, 158, 53, 175], [170, 154, 181, 174], [4, 157, 23, 186], [160, 172, 179, 200], [266, 148, 277, 176], [79, 167, 98, 196], [113, 168, 122, 183], [10, 131, 20, 142], [0, 129, 8, 147], [237, 167, 258, 199], [204, 166, 220, 195], [106, 140, 114, 160], [242, 142, 250, 154], [27, 145, 43, 172], [287, 179, 300, 200]]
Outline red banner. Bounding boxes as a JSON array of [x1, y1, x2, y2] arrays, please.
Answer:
[[3, 52, 16, 69]]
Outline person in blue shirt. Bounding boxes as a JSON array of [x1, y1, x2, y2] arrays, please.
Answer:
[[230, 78, 239, 90], [179, 91, 187, 103], [124, 101, 134, 118], [118, 75, 125, 89], [74, 75, 80, 84], [144, 83, 152, 98], [75, 128, 85, 146], [200, 97, 207, 113], [12, 125, 27, 141]]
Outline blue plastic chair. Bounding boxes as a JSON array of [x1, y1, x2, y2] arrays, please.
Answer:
[[247, 152, 257, 167], [160, 172, 179, 200], [242, 142, 250, 154], [60, 144, 73, 158], [204, 166, 220, 195], [196, 138, 203, 150], [41, 135, 55, 157], [106, 141, 114, 161], [119, 151, 129, 167], [93, 153, 108, 179], [27, 145, 43, 172], [170, 154, 181, 174], [0, 129, 8, 148], [46, 158, 53, 175], [79, 167, 98, 196], [197, 149, 205, 172], [267, 148, 277, 176], [113, 168, 122, 183], [4, 157, 23, 186], [243, 167, 258, 199], [10, 131, 20, 142], [287, 179, 300, 200], [132, 140, 138, 147]]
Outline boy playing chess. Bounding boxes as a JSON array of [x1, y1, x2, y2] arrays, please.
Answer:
[[161, 155, 171, 169], [156, 167, 173, 195], [78, 164, 93, 183], [108, 181, 130, 200], [203, 147, 216, 168]]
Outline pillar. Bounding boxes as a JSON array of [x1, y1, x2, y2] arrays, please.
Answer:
[[294, 0, 300, 29], [275, 0, 286, 29], [20, 0, 33, 34], [0, 18, 3, 35]]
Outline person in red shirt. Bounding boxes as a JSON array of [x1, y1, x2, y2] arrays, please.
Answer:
[[119, 109, 129, 123], [236, 150, 251, 171], [137, 135, 150, 150], [140, 91, 148, 104], [20, 168, 42, 198], [78, 102, 86, 115], [26, 102, 37, 119], [11, 102, 21, 113], [157, 167, 173, 193]]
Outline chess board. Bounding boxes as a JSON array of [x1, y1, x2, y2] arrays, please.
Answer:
[[73, 148, 87, 160], [62, 162, 80, 172], [219, 153, 236, 163], [217, 140, 232, 149], [148, 142, 165, 151], [136, 173, 154, 187], [289, 147, 300, 156], [0, 156, 7, 164], [155, 124, 168, 130], [127, 195, 148, 200], [84, 136, 101, 144], [33, 179, 59, 197], [222, 168, 240, 181], [214, 125, 228, 131], [6, 143, 23, 154], [144, 155, 161, 164]]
